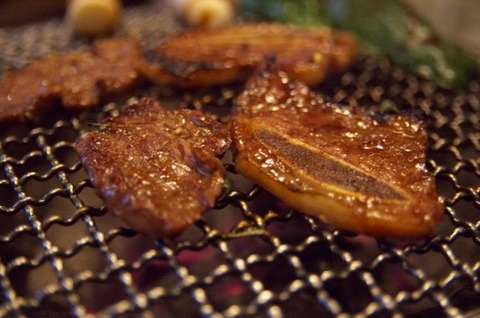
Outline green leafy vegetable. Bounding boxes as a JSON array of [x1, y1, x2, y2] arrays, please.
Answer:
[[241, 0, 331, 26], [240, 0, 478, 89], [379, 99, 400, 114], [88, 123, 111, 132]]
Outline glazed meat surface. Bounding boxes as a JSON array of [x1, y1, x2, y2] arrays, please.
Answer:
[[0, 39, 145, 123], [75, 98, 231, 238], [145, 23, 359, 88], [230, 64, 444, 238], [0, 23, 358, 124]]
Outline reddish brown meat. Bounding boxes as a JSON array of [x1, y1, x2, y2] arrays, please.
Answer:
[[145, 23, 359, 88], [0, 23, 358, 124], [230, 64, 444, 238], [75, 98, 231, 238], [0, 39, 145, 123]]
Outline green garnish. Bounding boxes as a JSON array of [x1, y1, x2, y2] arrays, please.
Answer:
[[240, 0, 478, 89], [88, 123, 112, 132]]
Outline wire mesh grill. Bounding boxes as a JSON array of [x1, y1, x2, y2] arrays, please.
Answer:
[[1, 4, 480, 318]]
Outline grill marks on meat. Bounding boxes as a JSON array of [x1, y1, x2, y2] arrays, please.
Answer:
[[0, 39, 145, 123], [230, 64, 444, 238], [0, 23, 358, 123], [74, 98, 231, 238], [145, 23, 359, 88]]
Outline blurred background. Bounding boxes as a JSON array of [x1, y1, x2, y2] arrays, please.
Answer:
[[0, 0, 478, 59], [404, 0, 480, 60], [0, 0, 479, 88]]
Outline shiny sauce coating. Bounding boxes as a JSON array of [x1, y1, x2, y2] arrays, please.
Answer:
[[75, 98, 231, 238], [231, 65, 444, 238]]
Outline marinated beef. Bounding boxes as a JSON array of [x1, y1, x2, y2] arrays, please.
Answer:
[[146, 23, 359, 88], [0, 39, 145, 123], [230, 64, 444, 238], [0, 23, 358, 124], [75, 98, 231, 238]]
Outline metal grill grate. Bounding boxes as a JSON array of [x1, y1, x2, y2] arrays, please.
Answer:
[[1, 4, 480, 318]]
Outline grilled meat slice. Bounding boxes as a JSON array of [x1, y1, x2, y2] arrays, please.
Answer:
[[0, 39, 145, 123], [0, 23, 358, 124], [230, 64, 444, 238], [144, 23, 359, 88], [75, 98, 231, 239]]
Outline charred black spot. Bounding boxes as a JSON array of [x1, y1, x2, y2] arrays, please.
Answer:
[[145, 51, 224, 76], [143, 49, 161, 65], [240, 43, 250, 51]]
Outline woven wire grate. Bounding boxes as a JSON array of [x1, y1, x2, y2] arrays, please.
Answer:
[[1, 4, 480, 318]]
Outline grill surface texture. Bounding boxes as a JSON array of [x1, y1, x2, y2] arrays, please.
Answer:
[[1, 4, 480, 318]]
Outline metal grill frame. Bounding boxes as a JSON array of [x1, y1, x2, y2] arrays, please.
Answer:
[[1, 4, 480, 318]]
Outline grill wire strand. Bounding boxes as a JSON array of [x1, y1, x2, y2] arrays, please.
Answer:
[[1, 4, 480, 318]]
